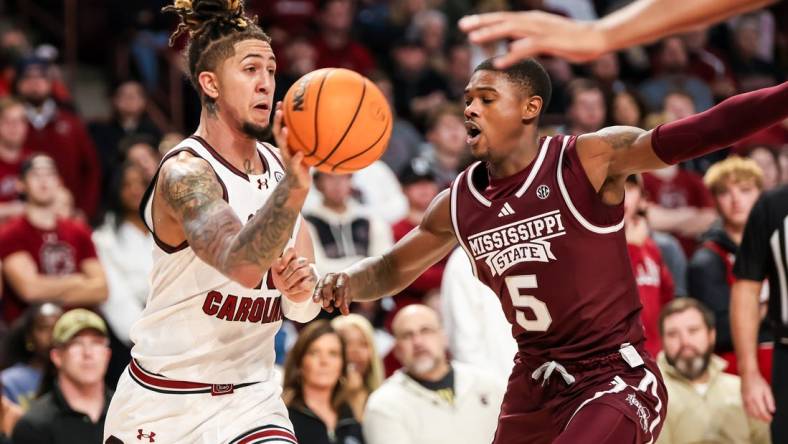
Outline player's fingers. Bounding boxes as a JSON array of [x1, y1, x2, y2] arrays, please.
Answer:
[[469, 20, 536, 45], [496, 38, 542, 68], [312, 278, 323, 301], [277, 248, 296, 272], [320, 273, 337, 311], [333, 274, 347, 307], [284, 256, 308, 281], [458, 12, 511, 32], [284, 266, 313, 291], [334, 274, 351, 315]]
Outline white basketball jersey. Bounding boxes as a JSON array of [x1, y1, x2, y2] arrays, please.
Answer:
[[131, 135, 312, 384]]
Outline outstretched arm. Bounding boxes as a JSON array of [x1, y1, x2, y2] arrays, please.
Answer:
[[314, 190, 458, 315], [577, 81, 788, 194], [459, 0, 776, 66]]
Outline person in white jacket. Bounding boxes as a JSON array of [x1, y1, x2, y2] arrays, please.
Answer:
[[304, 172, 394, 276], [363, 304, 505, 444], [440, 248, 517, 380]]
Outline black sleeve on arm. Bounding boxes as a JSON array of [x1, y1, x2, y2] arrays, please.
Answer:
[[688, 250, 734, 353], [734, 194, 769, 281]]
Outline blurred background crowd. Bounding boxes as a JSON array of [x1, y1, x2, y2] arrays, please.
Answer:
[[0, 0, 786, 443]]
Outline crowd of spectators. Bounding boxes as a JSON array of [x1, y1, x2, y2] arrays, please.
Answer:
[[0, 0, 786, 443]]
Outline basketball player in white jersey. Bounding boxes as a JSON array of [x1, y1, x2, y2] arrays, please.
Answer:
[[104, 1, 320, 443]]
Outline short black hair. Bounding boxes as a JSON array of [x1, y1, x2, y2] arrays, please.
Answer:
[[473, 57, 552, 114]]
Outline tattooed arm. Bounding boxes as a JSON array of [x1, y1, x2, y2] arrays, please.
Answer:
[[315, 190, 458, 315], [159, 154, 309, 288]]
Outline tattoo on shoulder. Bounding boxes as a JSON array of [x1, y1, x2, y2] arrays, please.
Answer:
[[600, 127, 643, 151], [160, 158, 224, 221], [158, 154, 302, 278]]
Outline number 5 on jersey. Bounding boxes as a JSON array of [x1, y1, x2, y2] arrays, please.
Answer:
[[505, 275, 552, 332]]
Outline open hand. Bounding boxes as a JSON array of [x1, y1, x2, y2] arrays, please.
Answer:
[[741, 371, 775, 422], [459, 11, 607, 66]]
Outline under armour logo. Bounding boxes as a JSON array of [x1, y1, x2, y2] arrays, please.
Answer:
[[536, 184, 550, 199], [137, 429, 156, 442], [257, 178, 268, 189]]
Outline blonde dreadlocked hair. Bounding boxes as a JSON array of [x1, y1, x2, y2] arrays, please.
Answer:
[[162, 0, 270, 108]]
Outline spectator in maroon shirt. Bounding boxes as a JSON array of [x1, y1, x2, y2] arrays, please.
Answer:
[[0, 154, 107, 325], [0, 97, 28, 222], [624, 175, 674, 357], [312, 0, 375, 76], [643, 165, 717, 258], [14, 56, 101, 221], [390, 159, 446, 310]]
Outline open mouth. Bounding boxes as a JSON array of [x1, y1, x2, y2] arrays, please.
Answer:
[[465, 121, 482, 145], [253, 103, 270, 112]]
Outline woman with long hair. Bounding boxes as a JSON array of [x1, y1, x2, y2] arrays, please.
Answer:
[[92, 160, 152, 387], [331, 314, 384, 420], [283, 320, 364, 444]]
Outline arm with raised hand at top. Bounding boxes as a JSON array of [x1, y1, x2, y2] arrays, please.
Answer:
[[159, 103, 313, 288]]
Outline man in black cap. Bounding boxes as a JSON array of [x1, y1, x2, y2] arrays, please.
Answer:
[[12, 309, 113, 444]]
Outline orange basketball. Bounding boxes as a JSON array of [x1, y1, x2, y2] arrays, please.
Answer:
[[282, 68, 392, 174]]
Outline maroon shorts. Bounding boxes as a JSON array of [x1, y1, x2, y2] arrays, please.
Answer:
[[493, 347, 667, 444]]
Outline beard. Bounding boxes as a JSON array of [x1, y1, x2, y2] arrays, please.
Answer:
[[408, 353, 440, 376], [666, 346, 712, 381], [241, 121, 271, 141]]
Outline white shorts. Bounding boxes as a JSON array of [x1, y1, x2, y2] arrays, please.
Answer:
[[104, 361, 297, 443]]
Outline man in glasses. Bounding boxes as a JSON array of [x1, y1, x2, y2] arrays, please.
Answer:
[[12, 309, 112, 444]]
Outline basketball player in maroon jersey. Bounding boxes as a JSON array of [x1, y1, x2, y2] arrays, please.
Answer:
[[315, 57, 788, 443]]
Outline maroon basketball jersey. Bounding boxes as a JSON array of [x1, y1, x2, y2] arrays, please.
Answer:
[[451, 135, 645, 361]]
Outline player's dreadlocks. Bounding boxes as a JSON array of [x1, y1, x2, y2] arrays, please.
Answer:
[[162, 0, 270, 110]]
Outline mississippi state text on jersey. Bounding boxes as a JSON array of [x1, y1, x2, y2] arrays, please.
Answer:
[[451, 135, 645, 360]]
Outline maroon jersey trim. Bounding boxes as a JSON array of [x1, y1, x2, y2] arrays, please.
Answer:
[[259, 142, 284, 170], [515, 136, 552, 197], [464, 136, 552, 207], [556, 137, 625, 234], [465, 163, 492, 207], [450, 171, 479, 277], [191, 135, 269, 182]]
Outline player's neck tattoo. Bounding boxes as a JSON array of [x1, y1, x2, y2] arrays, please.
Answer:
[[206, 99, 219, 116], [244, 158, 252, 175]]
